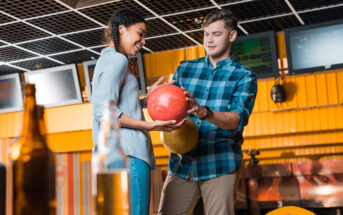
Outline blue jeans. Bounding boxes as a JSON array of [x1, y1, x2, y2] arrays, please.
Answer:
[[130, 156, 151, 215]]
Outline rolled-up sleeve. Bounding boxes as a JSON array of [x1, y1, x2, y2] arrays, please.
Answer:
[[228, 71, 257, 130]]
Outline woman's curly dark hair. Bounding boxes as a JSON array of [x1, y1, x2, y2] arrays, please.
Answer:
[[103, 9, 145, 52]]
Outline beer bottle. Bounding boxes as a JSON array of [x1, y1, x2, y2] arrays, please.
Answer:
[[11, 84, 56, 215], [92, 100, 129, 215]]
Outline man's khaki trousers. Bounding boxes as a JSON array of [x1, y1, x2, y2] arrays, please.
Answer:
[[158, 171, 237, 215]]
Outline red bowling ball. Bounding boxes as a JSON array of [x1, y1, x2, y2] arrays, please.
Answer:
[[147, 84, 188, 122]]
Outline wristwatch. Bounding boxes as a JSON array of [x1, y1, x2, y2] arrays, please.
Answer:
[[199, 106, 213, 120]]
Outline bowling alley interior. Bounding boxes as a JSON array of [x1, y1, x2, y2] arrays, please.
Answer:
[[1, 0, 343, 215]]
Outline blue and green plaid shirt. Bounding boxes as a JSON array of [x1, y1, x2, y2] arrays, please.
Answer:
[[168, 55, 257, 181]]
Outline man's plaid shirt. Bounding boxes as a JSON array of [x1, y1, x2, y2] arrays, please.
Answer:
[[168, 55, 257, 181]]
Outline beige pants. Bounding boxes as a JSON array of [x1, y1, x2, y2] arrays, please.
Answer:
[[158, 171, 237, 215]]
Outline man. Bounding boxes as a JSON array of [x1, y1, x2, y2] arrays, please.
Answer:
[[158, 9, 257, 215]]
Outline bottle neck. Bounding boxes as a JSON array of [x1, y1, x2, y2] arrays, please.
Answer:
[[20, 95, 41, 140]]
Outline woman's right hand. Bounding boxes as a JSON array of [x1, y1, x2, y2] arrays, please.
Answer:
[[148, 118, 187, 132]]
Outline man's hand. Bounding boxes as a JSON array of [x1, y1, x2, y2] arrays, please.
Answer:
[[182, 88, 207, 119]]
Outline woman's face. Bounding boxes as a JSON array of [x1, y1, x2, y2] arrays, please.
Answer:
[[119, 22, 146, 56]]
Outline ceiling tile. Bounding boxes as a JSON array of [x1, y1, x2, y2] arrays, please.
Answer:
[[79, 0, 154, 25], [222, 0, 290, 21], [0, 0, 68, 19], [28, 11, 100, 35], [51, 50, 99, 64], [0, 22, 50, 44], [12, 58, 61, 71], [63, 29, 104, 47], [145, 34, 196, 52], [165, 8, 213, 31], [0, 13, 16, 24], [241, 15, 301, 34], [18, 38, 79, 55], [138, 0, 214, 16], [0, 65, 25, 75], [289, 0, 343, 11], [146, 19, 177, 37], [300, 6, 343, 25], [0, 46, 37, 62]]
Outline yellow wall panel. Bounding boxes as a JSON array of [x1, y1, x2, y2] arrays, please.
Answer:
[[143, 54, 152, 77], [153, 146, 170, 157], [77, 63, 86, 89], [334, 105, 343, 128], [250, 144, 343, 160], [326, 72, 339, 104], [0, 112, 21, 138], [274, 112, 284, 135], [257, 81, 269, 111], [295, 76, 307, 107], [245, 154, 343, 165], [316, 73, 329, 105], [47, 130, 93, 152], [150, 131, 162, 146], [305, 75, 318, 106], [45, 103, 92, 133], [156, 158, 169, 169], [243, 130, 343, 150], [337, 69, 343, 103], [283, 76, 298, 108], [79, 151, 92, 162], [295, 110, 305, 133]]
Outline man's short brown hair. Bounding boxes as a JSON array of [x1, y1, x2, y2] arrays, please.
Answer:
[[202, 9, 238, 30]]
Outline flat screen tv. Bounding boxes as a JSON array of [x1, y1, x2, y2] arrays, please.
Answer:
[[231, 31, 279, 78], [24, 64, 82, 108], [0, 73, 23, 113], [285, 19, 343, 74], [84, 52, 146, 102]]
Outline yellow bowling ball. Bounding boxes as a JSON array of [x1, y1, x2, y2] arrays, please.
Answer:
[[161, 118, 198, 154]]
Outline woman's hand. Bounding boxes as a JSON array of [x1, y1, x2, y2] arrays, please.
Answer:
[[148, 118, 187, 132]]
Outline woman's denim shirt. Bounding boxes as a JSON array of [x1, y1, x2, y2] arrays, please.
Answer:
[[91, 47, 155, 168]]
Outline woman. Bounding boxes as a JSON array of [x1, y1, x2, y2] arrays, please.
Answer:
[[91, 9, 184, 215]]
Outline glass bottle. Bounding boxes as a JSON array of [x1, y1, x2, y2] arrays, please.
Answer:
[[11, 84, 56, 215], [92, 100, 130, 215]]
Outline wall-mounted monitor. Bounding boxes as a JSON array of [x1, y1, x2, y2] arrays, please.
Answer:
[[24, 64, 82, 108], [0, 73, 23, 113], [83, 60, 96, 101], [285, 19, 343, 74], [231, 31, 279, 78], [84, 52, 146, 102]]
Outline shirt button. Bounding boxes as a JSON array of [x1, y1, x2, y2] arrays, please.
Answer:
[[197, 121, 201, 125], [206, 89, 209, 92]]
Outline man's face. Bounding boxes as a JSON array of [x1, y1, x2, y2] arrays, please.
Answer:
[[203, 20, 236, 59]]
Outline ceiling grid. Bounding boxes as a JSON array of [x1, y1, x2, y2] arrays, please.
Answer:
[[0, 0, 342, 74]]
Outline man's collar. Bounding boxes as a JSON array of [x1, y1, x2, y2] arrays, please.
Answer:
[[205, 55, 236, 68]]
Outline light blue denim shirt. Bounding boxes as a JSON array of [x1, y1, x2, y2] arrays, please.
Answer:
[[91, 47, 155, 168]]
